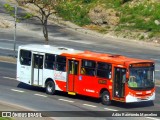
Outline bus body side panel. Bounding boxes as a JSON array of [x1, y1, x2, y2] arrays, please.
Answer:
[[19, 64, 32, 85], [17, 49, 32, 85], [16, 48, 21, 81], [73, 75, 112, 98], [54, 71, 67, 91], [42, 69, 54, 87], [74, 75, 99, 97], [43, 69, 67, 91], [53, 71, 67, 92]]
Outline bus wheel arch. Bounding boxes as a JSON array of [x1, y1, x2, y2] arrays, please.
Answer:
[[45, 78, 55, 95], [100, 88, 111, 105]]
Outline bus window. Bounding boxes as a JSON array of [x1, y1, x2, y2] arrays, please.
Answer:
[[97, 62, 112, 79], [33, 54, 43, 69], [56, 56, 66, 72], [20, 50, 31, 66], [81, 60, 96, 76], [45, 54, 55, 70]]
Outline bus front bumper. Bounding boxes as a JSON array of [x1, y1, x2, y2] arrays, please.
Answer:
[[125, 92, 155, 103]]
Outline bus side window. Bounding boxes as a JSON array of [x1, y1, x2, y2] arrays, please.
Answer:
[[56, 56, 66, 72], [81, 60, 96, 76], [45, 54, 55, 70], [20, 50, 31, 66], [97, 62, 112, 79]]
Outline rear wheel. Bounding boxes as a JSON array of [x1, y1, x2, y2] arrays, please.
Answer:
[[45, 81, 55, 95], [101, 91, 111, 105]]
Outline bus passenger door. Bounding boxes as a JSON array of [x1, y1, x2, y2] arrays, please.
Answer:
[[67, 59, 79, 93], [113, 67, 126, 98], [32, 54, 44, 86]]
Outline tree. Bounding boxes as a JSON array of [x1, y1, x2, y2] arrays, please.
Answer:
[[17, 0, 59, 44]]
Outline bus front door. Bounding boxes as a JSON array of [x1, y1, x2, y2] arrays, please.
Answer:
[[113, 67, 126, 98], [67, 60, 79, 93], [32, 54, 44, 86]]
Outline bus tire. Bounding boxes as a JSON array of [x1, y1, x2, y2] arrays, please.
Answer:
[[101, 91, 111, 105], [45, 81, 55, 95]]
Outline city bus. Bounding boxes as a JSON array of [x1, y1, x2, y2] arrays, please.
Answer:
[[17, 44, 155, 105]]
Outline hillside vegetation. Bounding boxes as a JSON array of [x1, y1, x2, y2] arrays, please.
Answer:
[[56, 0, 160, 43]]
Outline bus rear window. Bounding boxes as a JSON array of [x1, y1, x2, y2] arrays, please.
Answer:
[[20, 50, 31, 66]]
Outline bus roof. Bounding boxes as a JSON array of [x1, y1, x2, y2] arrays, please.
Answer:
[[19, 44, 82, 55], [19, 44, 154, 66], [62, 51, 154, 66]]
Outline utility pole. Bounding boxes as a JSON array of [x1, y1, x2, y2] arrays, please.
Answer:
[[13, 5, 17, 58]]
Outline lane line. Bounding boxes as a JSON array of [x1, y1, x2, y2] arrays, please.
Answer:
[[83, 104, 97, 108], [104, 108, 118, 111], [156, 85, 160, 87], [11, 89, 24, 93], [34, 94, 47, 98], [3, 76, 16, 80], [58, 99, 74, 103], [0, 47, 15, 51], [146, 117, 160, 120], [0, 39, 14, 42]]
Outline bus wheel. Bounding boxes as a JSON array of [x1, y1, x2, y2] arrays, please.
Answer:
[[45, 81, 55, 95], [101, 91, 111, 105]]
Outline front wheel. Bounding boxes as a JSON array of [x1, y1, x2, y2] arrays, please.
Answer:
[[101, 91, 111, 105], [45, 81, 55, 95]]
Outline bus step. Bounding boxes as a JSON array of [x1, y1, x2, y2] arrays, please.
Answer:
[[68, 92, 76, 95]]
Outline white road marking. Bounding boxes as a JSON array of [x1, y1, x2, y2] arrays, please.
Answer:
[[11, 89, 24, 93], [3, 76, 16, 80], [104, 108, 118, 111], [83, 104, 97, 108], [156, 85, 160, 87], [34, 94, 47, 98], [0, 47, 14, 51], [0, 39, 14, 42], [58, 99, 74, 103], [146, 117, 160, 120], [155, 70, 160, 72]]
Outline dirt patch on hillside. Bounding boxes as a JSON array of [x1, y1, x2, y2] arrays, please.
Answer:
[[0, 17, 13, 28], [0, 56, 16, 63]]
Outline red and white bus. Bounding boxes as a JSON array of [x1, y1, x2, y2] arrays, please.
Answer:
[[17, 44, 155, 105]]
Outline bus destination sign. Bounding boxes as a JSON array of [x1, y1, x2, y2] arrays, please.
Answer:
[[131, 63, 153, 68]]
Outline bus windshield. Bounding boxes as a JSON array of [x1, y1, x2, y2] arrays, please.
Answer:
[[128, 67, 154, 90]]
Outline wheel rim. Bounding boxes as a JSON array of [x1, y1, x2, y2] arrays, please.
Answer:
[[47, 83, 53, 93], [103, 94, 109, 102]]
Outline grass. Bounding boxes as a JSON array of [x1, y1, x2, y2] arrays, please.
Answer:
[[0, 118, 12, 120], [56, 1, 92, 26], [56, 0, 160, 39], [118, 1, 160, 38]]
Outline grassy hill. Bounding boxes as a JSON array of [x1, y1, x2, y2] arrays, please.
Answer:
[[56, 0, 160, 43]]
